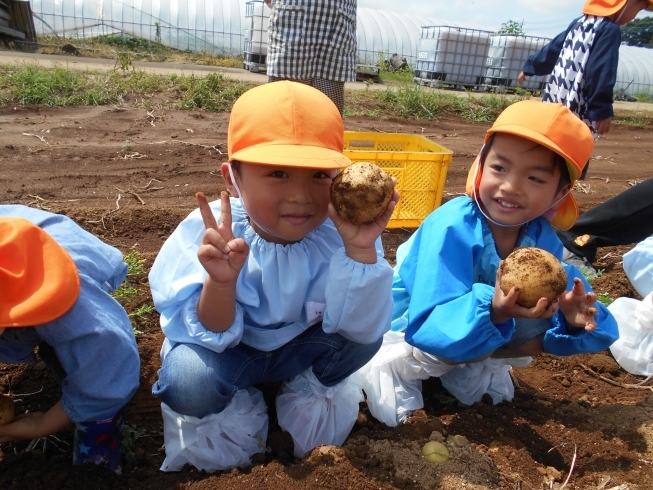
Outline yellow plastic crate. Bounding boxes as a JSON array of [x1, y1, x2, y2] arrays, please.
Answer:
[[343, 132, 453, 229]]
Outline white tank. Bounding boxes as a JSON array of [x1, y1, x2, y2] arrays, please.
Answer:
[[484, 34, 551, 90], [414, 26, 492, 86], [244, 0, 270, 55]]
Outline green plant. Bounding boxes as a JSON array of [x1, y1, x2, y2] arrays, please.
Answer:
[[596, 292, 614, 306], [124, 250, 147, 275], [112, 281, 140, 301], [128, 303, 155, 336], [122, 140, 132, 151], [579, 266, 603, 284], [122, 424, 146, 468]]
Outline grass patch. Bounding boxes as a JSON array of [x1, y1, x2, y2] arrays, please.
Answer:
[[0, 62, 253, 110], [33, 35, 244, 68]]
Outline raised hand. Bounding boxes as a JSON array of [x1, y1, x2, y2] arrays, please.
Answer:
[[196, 191, 249, 285], [558, 277, 598, 333], [491, 261, 558, 324], [327, 183, 400, 264]]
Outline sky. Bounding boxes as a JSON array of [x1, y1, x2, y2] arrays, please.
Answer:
[[357, 0, 651, 38]]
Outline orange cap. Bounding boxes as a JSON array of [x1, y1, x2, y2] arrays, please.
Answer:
[[0, 218, 80, 328], [465, 100, 594, 231], [583, 0, 653, 16], [228, 81, 351, 169]]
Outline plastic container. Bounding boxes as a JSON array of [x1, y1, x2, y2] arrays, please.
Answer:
[[343, 132, 453, 228], [414, 26, 492, 87], [484, 34, 551, 90], [243, 1, 270, 72]]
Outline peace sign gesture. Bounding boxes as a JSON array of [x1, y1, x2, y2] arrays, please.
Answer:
[[196, 191, 249, 285]]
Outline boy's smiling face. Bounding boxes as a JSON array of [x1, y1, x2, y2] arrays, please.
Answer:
[[478, 133, 571, 228], [222, 162, 336, 245]]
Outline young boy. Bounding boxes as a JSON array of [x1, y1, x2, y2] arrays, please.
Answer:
[[518, 0, 653, 137], [0, 206, 140, 473], [359, 100, 619, 426], [149, 81, 398, 471]]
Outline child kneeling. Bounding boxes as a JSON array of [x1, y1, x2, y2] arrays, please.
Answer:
[[360, 100, 618, 426], [149, 81, 398, 471], [0, 206, 140, 473]]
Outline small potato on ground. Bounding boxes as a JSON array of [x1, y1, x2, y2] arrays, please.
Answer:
[[422, 441, 450, 464], [330, 162, 394, 225], [500, 247, 567, 308]]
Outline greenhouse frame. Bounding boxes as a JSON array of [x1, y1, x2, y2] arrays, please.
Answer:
[[29, 0, 653, 96]]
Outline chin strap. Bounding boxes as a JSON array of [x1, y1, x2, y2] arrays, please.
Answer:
[[226, 163, 284, 240], [472, 156, 571, 229]]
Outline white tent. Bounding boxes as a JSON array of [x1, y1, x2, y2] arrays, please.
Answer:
[[616, 45, 653, 96], [29, 1, 653, 95]]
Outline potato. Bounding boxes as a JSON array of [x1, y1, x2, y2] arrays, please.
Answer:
[[330, 162, 394, 225], [422, 441, 450, 464], [0, 396, 15, 425], [500, 247, 567, 308]]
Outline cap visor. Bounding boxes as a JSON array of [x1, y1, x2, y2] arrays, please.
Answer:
[[551, 193, 579, 231], [231, 144, 351, 169], [488, 124, 581, 181]]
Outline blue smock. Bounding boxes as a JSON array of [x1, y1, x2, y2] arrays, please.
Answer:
[[0, 205, 140, 423], [149, 198, 394, 355], [392, 197, 618, 363]]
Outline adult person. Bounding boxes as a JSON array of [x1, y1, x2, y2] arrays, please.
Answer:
[[263, 0, 357, 115]]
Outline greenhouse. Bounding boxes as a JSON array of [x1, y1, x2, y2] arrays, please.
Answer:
[[29, 0, 653, 95]]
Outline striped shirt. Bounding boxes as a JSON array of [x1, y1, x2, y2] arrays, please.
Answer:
[[266, 0, 357, 82]]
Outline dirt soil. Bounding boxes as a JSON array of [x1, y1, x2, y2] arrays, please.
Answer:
[[0, 105, 652, 490]]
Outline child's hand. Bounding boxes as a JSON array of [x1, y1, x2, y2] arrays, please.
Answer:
[[490, 261, 558, 324], [328, 185, 400, 264], [517, 72, 527, 85], [0, 401, 71, 443], [557, 277, 598, 333], [196, 191, 249, 285]]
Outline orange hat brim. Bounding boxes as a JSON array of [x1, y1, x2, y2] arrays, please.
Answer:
[[0, 218, 80, 328], [231, 143, 351, 169]]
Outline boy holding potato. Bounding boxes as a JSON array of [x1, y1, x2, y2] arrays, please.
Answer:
[[359, 101, 619, 426]]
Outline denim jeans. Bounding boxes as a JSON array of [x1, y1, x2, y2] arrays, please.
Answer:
[[152, 323, 383, 418]]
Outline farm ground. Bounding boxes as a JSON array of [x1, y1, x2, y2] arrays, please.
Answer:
[[0, 101, 652, 490]]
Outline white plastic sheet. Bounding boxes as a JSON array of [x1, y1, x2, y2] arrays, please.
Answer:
[[623, 237, 653, 298], [160, 388, 268, 472], [609, 293, 653, 376], [276, 368, 363, 459]]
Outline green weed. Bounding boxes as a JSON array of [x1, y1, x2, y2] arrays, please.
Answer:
[[579, 266, 603, 284], [122, 424, 146, 468], [124, 250, 147, 276], [112, 281, 140, 301], [596, 292, 614, 307]]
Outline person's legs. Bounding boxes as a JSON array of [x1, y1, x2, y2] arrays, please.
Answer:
[[152, 342, 266, 418], [312, 78, 346, 116], [557, 177, 653, 263], [73, 410, 125, 473], [262, 322, 383, 386]]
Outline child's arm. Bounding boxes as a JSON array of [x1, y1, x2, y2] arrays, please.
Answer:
[[327, 187, 400, 264], [520, 24, 571, 78], [0, 401, 70, 443], [320, 188, 399, 344], [196, 192, 249, 332]]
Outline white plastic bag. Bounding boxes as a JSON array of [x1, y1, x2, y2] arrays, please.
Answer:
[[160, 387, 269, 472], [623, 237, 653, 298], [609, 292, 653, 376], [357, 331, 432, 427], [276, 368, 363, 458], [439, 357, 531, 406]]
